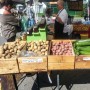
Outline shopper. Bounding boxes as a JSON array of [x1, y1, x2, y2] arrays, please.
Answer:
[[0, 0, 19, 42], [23, 1, 35, 28], [54, 0, 68, 39]]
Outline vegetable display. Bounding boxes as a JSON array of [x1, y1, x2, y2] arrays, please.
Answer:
[[73, 39, 90, 55], [27, 41, 49, 56], [51, 40, 74, 55], [0, 40, 26, 59]]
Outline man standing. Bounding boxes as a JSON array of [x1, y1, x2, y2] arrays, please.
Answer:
[[54, 0, 68, 39], [23, 0, 35, 28]]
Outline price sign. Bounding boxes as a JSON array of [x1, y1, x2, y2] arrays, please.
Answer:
[[22, 58, 43, 63], [83, 57, 90, 61]]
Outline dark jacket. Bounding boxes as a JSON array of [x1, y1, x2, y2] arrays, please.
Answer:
[[0, 14, 18, 40]]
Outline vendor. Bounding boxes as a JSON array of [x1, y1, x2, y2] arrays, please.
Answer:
[[0, 0, 19, 42], [54, 0, 68, 39]]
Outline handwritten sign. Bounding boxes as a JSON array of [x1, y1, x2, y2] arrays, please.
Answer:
[[22, 58, 43, 63], [83, 57, 90, 61]]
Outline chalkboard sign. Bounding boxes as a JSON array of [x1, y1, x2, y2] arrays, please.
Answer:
[[68, 0, 83, 11]]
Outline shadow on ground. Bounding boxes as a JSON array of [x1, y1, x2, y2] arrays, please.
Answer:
[[31, 70, 90, 90]]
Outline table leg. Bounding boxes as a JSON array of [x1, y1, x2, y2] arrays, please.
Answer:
[[12, 74, 18, 90], [37, 73, 40, 90], [57, 74, 60, 90]]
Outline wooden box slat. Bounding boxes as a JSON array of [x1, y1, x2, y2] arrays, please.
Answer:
[[62, 55, 75, 63], [48, 55, 62, 63], [75, 61, 90, 69], [75, 55, 90, 69], [48, 62, 74, 70], [18, 56, 47, 73], [0, 58, 19, 74]]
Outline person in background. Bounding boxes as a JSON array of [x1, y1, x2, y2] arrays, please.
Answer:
[[54, 0, 68, 39], [23, 0, 35, 28], [0, 0, 19, 42]]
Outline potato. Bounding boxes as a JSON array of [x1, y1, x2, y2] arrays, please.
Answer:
[[3, 44, 8, 50], [0, 46, 4, 54], [5, 54, 11, 59], [41, 52, 45, 55], [2, 54, 5, 57], [37, 47, 41, 51], [14, 48, 18, 53], [1, 57, 5, 59], [28, 47, 32, 51], [34, 46, 37, 49], [0, 54, 2, 58], [12, 55, 17, 58], [18, 46, 22, 50], [5, 50, 10, 55], [8, 45, 12, 50], [10, 49, 14, 53], [45, 51, 48, 55], [46, 46, 48, 50], [41, 49, 46, 52]]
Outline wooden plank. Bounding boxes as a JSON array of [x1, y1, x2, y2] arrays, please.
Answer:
[[75, 61, 90, 69], [48, 55, 62, 63], [18, 56, 47, 73], [75, 55, 90, 69], [62, 55, 75, 62], [48, 62, 74, 70], [51, 39, 71, 43], [0, 82, 1, 90], [0, 58, 19, 74]]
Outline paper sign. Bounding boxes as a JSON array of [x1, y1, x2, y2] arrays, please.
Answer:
[[83, 57, 90, 61], [22, 58, 43, 63]]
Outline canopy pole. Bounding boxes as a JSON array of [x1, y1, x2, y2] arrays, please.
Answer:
[[87, 0, 89, 21]]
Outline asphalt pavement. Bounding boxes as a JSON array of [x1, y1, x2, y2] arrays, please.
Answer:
[[18, 70, 90, 90]]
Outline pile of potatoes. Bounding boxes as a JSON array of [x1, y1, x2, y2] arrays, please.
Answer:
[[27, 41, 49, 56], [0, 40, 26, 59], [51, 41, 74, 55]]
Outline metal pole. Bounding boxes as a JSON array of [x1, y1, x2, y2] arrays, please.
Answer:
[[57, 74, 60, 90], [12, 74, 18, 90]]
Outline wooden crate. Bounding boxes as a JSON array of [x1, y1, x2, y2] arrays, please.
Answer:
[[75, 55, 90, 69], [0, 58, 19, 74], [18, 56, 47, 73], [48, 40, 75, 70], [48, 55, 74, 70]]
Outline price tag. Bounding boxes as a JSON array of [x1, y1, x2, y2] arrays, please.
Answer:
[[83, 57, 90, 61], [22, 58, 43, 63]]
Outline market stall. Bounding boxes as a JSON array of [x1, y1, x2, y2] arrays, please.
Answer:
[[1, 0, 90, 90], [0, 39, 90, 89]]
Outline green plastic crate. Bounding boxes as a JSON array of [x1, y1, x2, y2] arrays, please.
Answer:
[[27, 27, 46, 42]]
